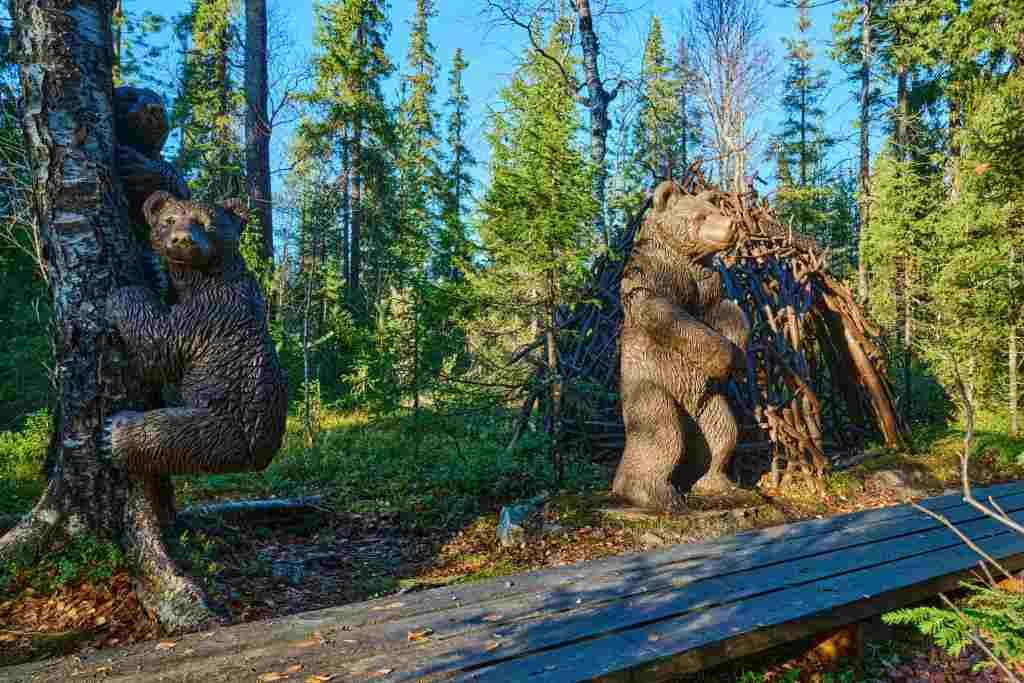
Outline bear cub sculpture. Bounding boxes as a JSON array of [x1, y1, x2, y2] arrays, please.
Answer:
[[613, 180, 750, 510], [102, 191, 288, 475], [114, 86, 192, 300]]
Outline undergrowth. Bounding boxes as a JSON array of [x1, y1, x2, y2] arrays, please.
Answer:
[[1, 534, 125, 594], [175, 407, 612, 530]]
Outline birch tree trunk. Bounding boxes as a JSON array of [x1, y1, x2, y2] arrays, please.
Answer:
[[245, 0, 273, 261], [857, 0, 872, 304], [1, 0, 218, 633], [574, 0, 617, 243]]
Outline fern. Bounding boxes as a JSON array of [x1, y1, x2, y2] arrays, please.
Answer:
[[884, 579, 1024, 669]]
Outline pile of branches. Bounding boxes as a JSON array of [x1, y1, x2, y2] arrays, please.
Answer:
[[551, 167, 903, 488]]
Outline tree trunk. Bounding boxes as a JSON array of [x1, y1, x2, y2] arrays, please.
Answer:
[[1011, 245, 1020, 436], [2, 0, 217, 633], [244, 0, 273, 261], [903, 261, 912, 420], [857, 0, 872, 304], [215, 21, 232, 198], [339, 126, 350, 278], [574, 0, 616, 244], [545, 316, 563, 486]]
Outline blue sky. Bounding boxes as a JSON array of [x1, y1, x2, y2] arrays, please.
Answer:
[[127, 0, 861, 204]]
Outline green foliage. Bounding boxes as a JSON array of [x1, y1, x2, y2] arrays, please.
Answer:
[[177, 409, 611, 531], [172, 0, 245, 200], [632, 16, 689, 185], [0, 410, 48, 515], [1, 534, 125, 594], [885, 581, 1024, 668]]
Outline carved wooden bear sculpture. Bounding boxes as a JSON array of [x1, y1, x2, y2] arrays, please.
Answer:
[[114, 86, 191, 298], [101, 192, 288, 475], [613, 181, 750, 510]]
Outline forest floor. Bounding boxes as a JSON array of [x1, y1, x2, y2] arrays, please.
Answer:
[[2, 409, 1024, 680]]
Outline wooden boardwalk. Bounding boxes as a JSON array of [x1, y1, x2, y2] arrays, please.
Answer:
[[7, 481, 1024, 682]]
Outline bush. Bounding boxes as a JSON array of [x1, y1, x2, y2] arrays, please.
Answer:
[[0, 409, 48, 515]]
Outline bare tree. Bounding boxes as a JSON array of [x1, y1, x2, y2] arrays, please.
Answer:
[[682, 0, 773, 193]]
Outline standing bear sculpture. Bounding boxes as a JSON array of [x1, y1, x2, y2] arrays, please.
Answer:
[[613, 181, 750, 510], [102, 191, 288, 475]]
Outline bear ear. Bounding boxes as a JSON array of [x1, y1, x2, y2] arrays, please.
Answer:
[[219, 198, 248, 225], [143, 191, 175, 227], [652, 181, 681, 213]]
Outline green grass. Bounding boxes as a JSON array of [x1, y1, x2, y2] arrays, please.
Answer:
[[173, 407, 612, 531]]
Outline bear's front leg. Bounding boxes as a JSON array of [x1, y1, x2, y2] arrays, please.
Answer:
[[107, 285, 177, 386], [102, 407, 252, 475]]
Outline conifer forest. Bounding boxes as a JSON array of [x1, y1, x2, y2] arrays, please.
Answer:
[[0, 0, 1023, 679]]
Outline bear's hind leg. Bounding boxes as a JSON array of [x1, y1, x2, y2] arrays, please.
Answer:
[[690, 392, 740, 495], [613, 381, 687, 511], [103, 407, 253, 475]]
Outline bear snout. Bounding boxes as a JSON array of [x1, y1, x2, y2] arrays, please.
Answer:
[[166, 223, 211, 264], [697, 213, 736, 250]]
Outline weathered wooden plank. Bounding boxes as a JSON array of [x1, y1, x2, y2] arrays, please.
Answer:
[[285, 506, 1024, 681], [14, 495, 1024, 683], [6, 483, 1024, 683], [318, 491, 1024, 653], [462, 528, 1024, 682]]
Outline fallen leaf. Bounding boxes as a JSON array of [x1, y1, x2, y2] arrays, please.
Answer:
[[155, 641, 177, 650], [370, 669, 394, 678], [256, 673, 288, 682], [407, 628, 434, 642], [292, 637, 325, 649], [371, 602, 405, 611], [285, 664, 305, 674], [305, 675, 335, 682], [0, 633, 17, 643], [94, 616, 108, 626]]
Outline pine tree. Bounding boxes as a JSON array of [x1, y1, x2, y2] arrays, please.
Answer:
[[174, 0, 244, 201], [472, 18, 598, 482], [774, 0, 833, 235], [440, 48, 474, 282], [309, 0, 394, 315], [634, 16, 682, 185]]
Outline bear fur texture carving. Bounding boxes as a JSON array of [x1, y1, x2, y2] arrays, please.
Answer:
[[114, 86, 191, 299], [612, 181, 750, 510], [115, 86, 191, 222], [102, 192, 288, 475]]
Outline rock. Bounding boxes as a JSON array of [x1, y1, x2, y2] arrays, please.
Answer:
[[865, 469, 926, 500], [496, 492, 550, 547], [640, 531, 667, 547], [541, 523, 566, 538], [271, 560, 306, 586]]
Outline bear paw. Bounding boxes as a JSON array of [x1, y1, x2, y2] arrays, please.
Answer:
[[690, 472, 738, 497], [99, 411, 143, 465]]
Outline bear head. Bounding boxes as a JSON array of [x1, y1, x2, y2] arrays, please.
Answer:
[[143, 191, 247, 274], [114, 86, 171, 156], [646, 181, 738, 265]]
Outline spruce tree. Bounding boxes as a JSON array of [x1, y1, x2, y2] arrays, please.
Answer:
[[472, 18, 598, 481], [441, 48, 474, 282], [309, 0, 394, 315], [634, 16, 682, 185], [774, 0, 833, 235], [174, 0, 244, 201]]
